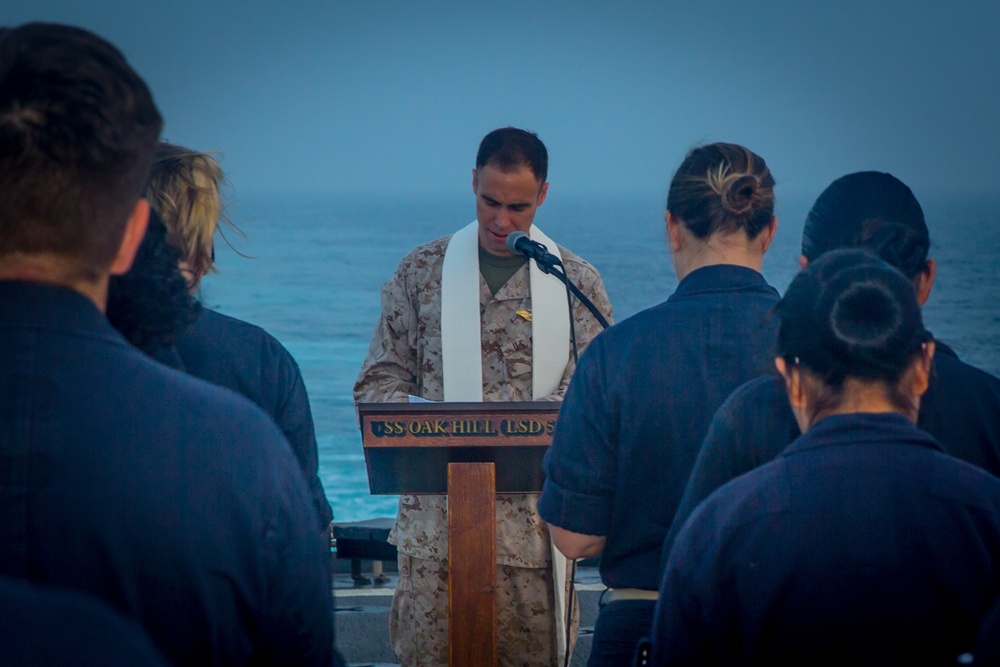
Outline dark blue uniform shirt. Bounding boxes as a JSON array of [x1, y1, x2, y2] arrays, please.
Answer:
[[653, 412, 1000, 666], [0, 282, 338, 666], [0, 575, 170, 667], [538, 265, 780, 591], [664, 341, 1000, 563], [175, 307, 333, 529]]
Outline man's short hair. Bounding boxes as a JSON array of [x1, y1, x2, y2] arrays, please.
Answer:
[[475, 127, 548, 185], [0, 23, 162, 276]]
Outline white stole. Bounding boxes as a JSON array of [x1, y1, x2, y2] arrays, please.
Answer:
[[440, 220, 572, 663], [440, 220, 569, 401]]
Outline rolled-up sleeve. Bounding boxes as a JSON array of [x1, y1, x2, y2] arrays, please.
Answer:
[[537, 335, 617, 536]]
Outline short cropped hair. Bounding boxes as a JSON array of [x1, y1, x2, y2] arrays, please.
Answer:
[[0, 23, 162, 276], [146, 142, 227, 280], [476, 127, 548, 185], [666, 143, 776, 240]]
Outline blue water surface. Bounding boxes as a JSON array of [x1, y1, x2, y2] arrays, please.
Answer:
[[201, 193, 1000, 522]]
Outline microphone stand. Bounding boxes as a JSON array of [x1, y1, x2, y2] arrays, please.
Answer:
[[533, 256, 611, 332]]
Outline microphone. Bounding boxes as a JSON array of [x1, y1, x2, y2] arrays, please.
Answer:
[[505, 231, 560, 266]]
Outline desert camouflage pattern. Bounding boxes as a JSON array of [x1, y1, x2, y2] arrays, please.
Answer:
[[390, 555, 579, 667], [354, 233, 613, 568]]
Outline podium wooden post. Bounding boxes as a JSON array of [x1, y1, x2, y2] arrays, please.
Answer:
[[357, 402, 559, 667]]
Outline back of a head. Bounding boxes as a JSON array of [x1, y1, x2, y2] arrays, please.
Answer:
[[0, 23, 162, 277], [107, 209, 201, 355], [666, 142, 775, 240], [777, 249, 929, 391], [476, 127, 548, 183], [802, 171, 930, 278], [146, 142, 225, 280]]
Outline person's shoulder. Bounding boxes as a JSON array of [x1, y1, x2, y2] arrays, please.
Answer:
[[673, 456, 788, 552], [194, 308, 293, 358], [927, 446, 1000, 513], [934, 348, 1000, 392], [555, 244, 602, 281], [397, 235, 451, 269], [131, 344, 286, 440], [722, 374, 786, 412]]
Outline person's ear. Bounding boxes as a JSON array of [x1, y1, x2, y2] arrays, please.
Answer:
[[774, 357, 805, 408], [536, 181, 549, 207], [910, 341, 936, 397], [108, 199, 150, 276], [666, 211, 683, 252], [758, 216, 778, 254], [914, 258, 936, 306], [798, 254, 809, 271], [776, 356, 812, 432], [471, 168, 479, 195]]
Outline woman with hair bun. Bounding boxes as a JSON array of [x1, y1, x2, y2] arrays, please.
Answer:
[[664, 171, 1000, 565], [651, 249, 1000, 666], [538, 143, 780, 665]]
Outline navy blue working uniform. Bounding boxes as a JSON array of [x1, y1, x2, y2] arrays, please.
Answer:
[[0, 575, 170, 667], [652, 412, 1000, 666], [0, 282, 338, 667], [664, 340, 1000, 563], [538, 265, 779, 663], [175, 306, 333, 529]]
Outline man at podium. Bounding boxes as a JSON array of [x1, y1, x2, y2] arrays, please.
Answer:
[[355, 127, 612, 666]]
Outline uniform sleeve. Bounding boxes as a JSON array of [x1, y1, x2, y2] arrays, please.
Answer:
[[353, 263, 420, 404], [541, 260, 614, 402], [257, 430, 340, 666], [270, 348, 333, 530], [537, 335, 617, 536]]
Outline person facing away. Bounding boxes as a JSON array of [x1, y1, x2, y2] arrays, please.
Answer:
[[0, 22, 339, 666], [145, 141, 333, 531], [107, 208, 202, 360], [652, 249, 1000, 666], [0, 575, 171, 667], [354, 126, 613, 667], [537, 142, 781, 666], [663, 171, 1000, 564]]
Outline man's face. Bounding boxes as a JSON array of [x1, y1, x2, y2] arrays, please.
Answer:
[[473, 163, 548, 256]]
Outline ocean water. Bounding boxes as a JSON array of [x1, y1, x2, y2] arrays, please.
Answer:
[[202, 193, 1000, 523]]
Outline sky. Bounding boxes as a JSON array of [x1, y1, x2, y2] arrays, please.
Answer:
[[8, 1, 1000, 199]]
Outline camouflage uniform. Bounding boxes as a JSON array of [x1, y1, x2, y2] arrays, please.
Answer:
[[355, 234, 612, 666]]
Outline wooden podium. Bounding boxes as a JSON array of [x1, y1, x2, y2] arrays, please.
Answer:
[[358, 401, 559, 667]]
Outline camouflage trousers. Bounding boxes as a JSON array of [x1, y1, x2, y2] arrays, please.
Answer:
[[390, 554, 578, 667]]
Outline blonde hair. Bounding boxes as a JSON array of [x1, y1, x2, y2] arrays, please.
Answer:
[[145, 142, 234, 280]]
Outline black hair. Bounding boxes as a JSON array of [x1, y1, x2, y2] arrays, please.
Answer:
[[0, 23, 162, 275], [476, 127, 548, 184], [666, 142, 775, 240], [802, 172, 929, 274], [107, 209, 200, 355], [776, 249, 930, 404]]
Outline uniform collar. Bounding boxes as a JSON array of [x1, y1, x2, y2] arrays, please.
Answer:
[[0, 280, 123, 344], [671, 264, 771, 299], [783, 412, 944, 457]]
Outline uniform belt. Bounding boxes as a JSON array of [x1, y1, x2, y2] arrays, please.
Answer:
[[605, 588, 659, 603]]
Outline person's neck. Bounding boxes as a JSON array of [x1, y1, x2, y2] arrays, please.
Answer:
[[0, 254, 109, 311], [810, 378, 919, 427], [672, 231, 765, 282]]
